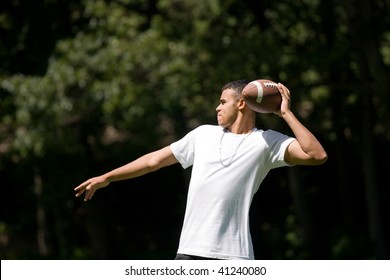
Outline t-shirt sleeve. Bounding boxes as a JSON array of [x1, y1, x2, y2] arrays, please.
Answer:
[[170, 128, 197, 169], [265, 130, 296, 169]]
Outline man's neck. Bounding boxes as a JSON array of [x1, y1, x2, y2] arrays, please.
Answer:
[[227, 122, 256, 134]]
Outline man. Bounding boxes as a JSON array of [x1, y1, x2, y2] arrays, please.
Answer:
[[74, 80, 327, 260]]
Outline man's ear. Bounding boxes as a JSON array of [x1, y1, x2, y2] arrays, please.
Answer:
[[238, 98, 246, 110]]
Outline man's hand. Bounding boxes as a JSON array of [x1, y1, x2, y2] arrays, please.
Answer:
[[274, 83, 291, 117], [74, 175, 109, 202], [272, 83, 327, 165]]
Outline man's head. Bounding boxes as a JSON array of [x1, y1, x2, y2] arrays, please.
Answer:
[[221, 80, 250, 100], [216, 79, 254, 130]]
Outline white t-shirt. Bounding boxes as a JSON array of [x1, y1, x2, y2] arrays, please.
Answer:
[[170, 125, 295, 259]]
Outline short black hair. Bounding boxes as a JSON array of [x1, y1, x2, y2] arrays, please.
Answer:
[[221, 79, 250, 97]]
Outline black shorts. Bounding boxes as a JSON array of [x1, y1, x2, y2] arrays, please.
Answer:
[[175, 254, 220, 260]]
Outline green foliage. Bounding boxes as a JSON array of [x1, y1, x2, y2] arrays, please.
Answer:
[[0, 0, 389, 259]]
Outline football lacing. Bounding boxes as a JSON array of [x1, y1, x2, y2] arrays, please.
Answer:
[[264, 82, 278, 87]]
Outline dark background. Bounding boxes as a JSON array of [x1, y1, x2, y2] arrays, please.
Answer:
[[0, 0, 389, 259]]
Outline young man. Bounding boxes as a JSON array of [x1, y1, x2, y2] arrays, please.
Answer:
[[74, 80, 327, 260]]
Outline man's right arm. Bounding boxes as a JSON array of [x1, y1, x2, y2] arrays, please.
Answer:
[[74, 146, 178, 201]]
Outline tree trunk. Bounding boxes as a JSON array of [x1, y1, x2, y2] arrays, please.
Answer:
[[288, 167, 320, 258], [361, 92, 387, 259], [34, 168, 49, 257], [345, 0, 388, 259]]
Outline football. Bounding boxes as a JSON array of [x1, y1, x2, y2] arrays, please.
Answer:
[[242, 79, 282, 113]]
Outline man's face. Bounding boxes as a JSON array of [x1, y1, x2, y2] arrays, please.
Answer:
[[216, 89, 240, 128]]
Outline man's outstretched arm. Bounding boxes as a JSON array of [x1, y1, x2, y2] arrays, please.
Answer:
[[74, 146, 178, 201]]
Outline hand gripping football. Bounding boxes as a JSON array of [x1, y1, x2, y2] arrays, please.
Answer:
[[242, 79, 282, 113]]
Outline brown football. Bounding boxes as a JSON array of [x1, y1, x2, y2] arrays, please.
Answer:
[[242, 79, 282, 113]]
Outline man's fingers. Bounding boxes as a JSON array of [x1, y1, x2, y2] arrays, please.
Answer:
[[84, 183, 97, 201], [74, 180, 89, 191], [74, 176, 108, 201], [74, 180, 91, 198], [277, 83, 289, 97], [85, 187, 95, 201]]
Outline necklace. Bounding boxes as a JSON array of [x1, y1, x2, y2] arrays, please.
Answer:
[[219, 127, 257, 167]]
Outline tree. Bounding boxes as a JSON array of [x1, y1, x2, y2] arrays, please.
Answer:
[[0, 0, 389, 259]]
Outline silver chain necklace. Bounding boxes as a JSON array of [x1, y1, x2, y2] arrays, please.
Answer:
[[219, 127, 257, 167]]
